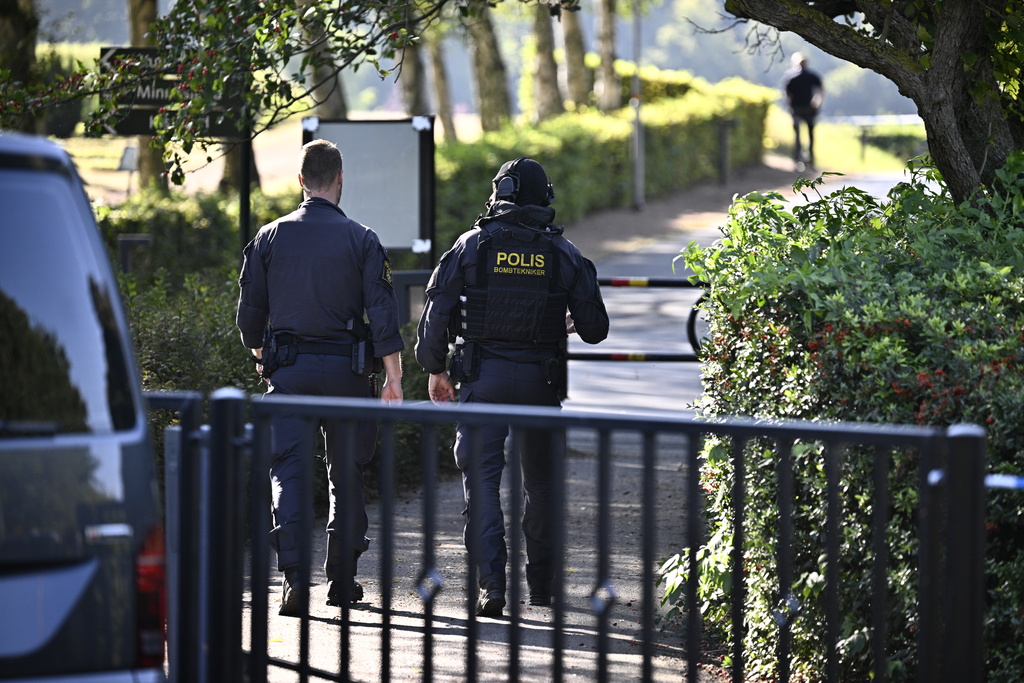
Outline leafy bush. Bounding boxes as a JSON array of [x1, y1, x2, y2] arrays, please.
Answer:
[[674, 157, 1024, 679], [97, 186, 300, 288], [864, 124, 928, 162]]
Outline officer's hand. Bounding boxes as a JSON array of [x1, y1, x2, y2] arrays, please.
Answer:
[[428, 372, 456, 405], [566, 313, 577, 335], [381, 377, 403, 404]]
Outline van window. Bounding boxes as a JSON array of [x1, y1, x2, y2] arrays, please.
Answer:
[[0, 169, 137, 434]]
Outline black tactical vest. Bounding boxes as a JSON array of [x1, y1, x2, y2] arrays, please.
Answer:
[[460, 226, 568, 347]]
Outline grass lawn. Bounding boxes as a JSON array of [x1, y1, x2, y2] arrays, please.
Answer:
[[763, 104, 923, 174]]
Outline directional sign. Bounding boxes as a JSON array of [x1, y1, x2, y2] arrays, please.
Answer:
[[105, 106, 242, 138], [99, 46, 174, 75], [99, 46, 245, 139]]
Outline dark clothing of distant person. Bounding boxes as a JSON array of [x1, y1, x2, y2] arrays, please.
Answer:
[[782, 55, 824, 167]]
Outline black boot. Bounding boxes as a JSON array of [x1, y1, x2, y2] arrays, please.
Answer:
[[476, 586, 506, 617], [326, 550, 364, 606], [279, 568, 305, 618], [326, 579, 363, 605], [527, 564, 552, 606]]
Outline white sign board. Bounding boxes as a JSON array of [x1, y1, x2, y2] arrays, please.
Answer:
[[301, 117, 434, 256]]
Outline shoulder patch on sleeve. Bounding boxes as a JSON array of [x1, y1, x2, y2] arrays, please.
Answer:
[[382, 259, 393, 285]]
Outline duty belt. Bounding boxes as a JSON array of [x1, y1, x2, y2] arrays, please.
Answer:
[[295, 341, 353, 356]]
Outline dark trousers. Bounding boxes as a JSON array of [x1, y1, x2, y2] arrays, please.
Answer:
[[791, 107, 818, 164], [454, 358, 561, 594], [266, 353, 376, 579]]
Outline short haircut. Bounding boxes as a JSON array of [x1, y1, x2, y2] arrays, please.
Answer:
[[300, 139, 343, 193]]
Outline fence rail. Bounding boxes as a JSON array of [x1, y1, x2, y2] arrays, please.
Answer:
[[149, 390, 986, 683]]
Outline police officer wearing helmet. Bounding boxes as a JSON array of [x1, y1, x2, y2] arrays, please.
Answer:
[[236, 139, 404, 617], [415, 157, 609, 617]]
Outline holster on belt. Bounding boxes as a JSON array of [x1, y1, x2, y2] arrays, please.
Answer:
[[260, 326, 298, 379], [449, 342, 479, 383], [543, 343, 568, 400]]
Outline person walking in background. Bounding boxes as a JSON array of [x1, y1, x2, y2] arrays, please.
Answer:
[[415, 157, 609, 618], [236, 138, 404, 617], [782, 52, 824, 170]]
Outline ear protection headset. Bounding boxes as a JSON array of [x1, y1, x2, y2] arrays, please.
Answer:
[[493, 157, 555, 206]]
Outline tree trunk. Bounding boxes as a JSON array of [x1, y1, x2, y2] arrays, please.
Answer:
[[466, 6, 511, 132], [219, 145, 261, 194], [561, 8, 590, 110], [533, 2, 564, 121], [299, 0, 348, 119], [0, 0, 38, 132], [595, 0, 619, 112], [400, 40, 430, 116], [127, 0, 167, 190], [309, 61, 349, 119], [916, 0, 1012, 202], [428, 38, 458, 142]]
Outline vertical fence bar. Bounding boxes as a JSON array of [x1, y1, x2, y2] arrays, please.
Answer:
[[379, 422, 396, 683], [204, 388, 247, 681], [178, 396, 203, 683], [824, 442, 841, 683], [297, 418, 315, 683], [507, 428, 523, 681], [595, 429, 613, 683], [551, 427, 568, 683], [685, 430, 703, 683], [944, 424, 987, 683], [464, 425, 482, 681], [776, 439, 794, 683], [249, 416, 273, 683], [916, 434, 945, 683], [337, 419, 358, 679], [418, 426, 440, 682], [871, 444, 891, 683], [641, 430, 659, 683], [730, 435, 746, 683], [147, 392, 202, 683]]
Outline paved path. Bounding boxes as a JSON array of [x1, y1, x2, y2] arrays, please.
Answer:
[[562, 163, 908, 416]]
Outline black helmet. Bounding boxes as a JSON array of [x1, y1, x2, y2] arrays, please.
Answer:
[[491, 157, 555, 207]]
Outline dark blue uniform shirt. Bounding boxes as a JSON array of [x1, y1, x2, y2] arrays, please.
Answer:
[[236, 196, 403, 357]]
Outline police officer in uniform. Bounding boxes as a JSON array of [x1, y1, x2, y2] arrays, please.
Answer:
[[236, 139, 404, 617], [415, 157, 609, 617]]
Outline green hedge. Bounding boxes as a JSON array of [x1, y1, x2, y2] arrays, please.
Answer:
[[435, 77, 773, 253], [674, 158, 1024, 680], [97, 188, 300, 288]]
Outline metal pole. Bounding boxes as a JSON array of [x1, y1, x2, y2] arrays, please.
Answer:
[[943, 424, 987, 683], [203, 388, 247, 682], [631, 0, 644, 210]]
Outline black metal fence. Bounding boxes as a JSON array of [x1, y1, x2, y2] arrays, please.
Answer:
[[149, 390, 986, 683]]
